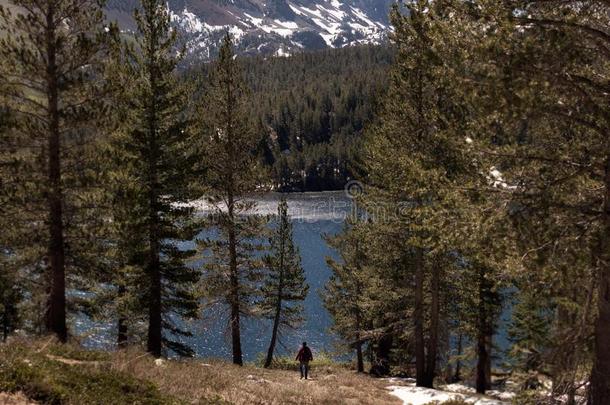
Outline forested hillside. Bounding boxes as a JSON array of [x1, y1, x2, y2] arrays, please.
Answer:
[[191, 45, 393, 191]]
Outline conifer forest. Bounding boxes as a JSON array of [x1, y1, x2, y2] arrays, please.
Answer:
[[0, 0, 608, 404]]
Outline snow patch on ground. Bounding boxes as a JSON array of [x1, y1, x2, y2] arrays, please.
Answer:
[[386, 380, 513, 405]]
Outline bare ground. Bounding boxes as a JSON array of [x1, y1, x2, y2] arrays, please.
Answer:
[[110, 350, 402, 405], [0, 392, 37, 405]]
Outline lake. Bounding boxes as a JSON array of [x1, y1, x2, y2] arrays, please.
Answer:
[[76, 191, 511, 363], [182, 191, 353, 361]]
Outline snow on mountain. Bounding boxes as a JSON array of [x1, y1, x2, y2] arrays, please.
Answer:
[[106, 0, 393, 60]]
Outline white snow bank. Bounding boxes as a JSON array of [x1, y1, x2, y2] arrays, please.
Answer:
[[386, 380, 512, 405], [388, 385, 464, 405]]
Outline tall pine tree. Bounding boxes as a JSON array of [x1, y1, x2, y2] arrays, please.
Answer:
[[261, 198, 308, 368], [118, 0, 200, 357], [360, 0, 473, 387], [0, 0, 113, 341], [197, 33, 267, 365], [324, 213, 368, 373]]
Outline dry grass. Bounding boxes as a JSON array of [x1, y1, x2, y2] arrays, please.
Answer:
[[110, 350, 402, 405], [0, 339, 401, 404]]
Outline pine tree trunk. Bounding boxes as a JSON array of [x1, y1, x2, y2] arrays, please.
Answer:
[[373, 334, 392, 376], [147, 229, 162, 357], [485, 335, 492, 388], [146, 64, 162, 358], [476, 266, 491, 394], [228, 220, 242, 365], [117, 318, 128, 348], [264, 268, 283, 368], [414, 248, 428, 387], [356, 341, 364, 373], [476, 328, 489, 394], [264, 296, 282, 368], [356, 310, 364, 373], [354, 256, 364, 373], [424, 264, 440, 387], [2, 306, 8, 342], [228, 192, 243, 366], [44, 3, 67, 342], [265, 221, 286, 369], [117, 283, 128, 348], [589, 153, 610, 405], [454, 332, 462, 382], [229, 263, 242, 366]]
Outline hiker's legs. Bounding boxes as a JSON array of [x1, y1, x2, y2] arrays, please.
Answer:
[[304, 362, 309, 379], [300, 362, 305, 378]]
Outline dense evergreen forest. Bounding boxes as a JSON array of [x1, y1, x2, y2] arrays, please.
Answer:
[[1, 0, 609, 404], [189, 45, 393, 191]]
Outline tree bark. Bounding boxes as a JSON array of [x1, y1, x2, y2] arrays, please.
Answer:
[[454, 332, 462, 382], [227, 271, 241, 361], [117, 317, 128, 349], [44, 2, 67, 343], [414, 248, 429, 387], [146, 211, 162, 357], [146, 45, 162, 357], [476, 328, 490, 394], [589, 152, 610, 405], [476, 265, 492, 394], [2, 304, 9, 342], [264, 298, 281, 368], [355, 309, 364, 373], [228, 191, 243, 366], [356, 340, 364, 373], [117, 285, 127, 348], [370, 334, 393, 376], [355, 261, 364, 373], [264, 244, 284, 368], [424, 264, 440, 387], [485, 335, 492, 388]]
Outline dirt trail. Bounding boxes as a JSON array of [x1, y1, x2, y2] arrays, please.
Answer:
[[0, 392, 37, 405], [45, 354, 107, 367]]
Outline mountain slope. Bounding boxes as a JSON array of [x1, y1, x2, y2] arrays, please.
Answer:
[[106, 0, 394, 60]]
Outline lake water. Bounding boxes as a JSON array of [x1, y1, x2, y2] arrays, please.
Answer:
[[76, 191, 510, 363], [181, 191, 353, 361]]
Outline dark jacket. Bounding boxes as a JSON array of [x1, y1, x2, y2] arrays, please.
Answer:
[[296, 346, 313, 362]]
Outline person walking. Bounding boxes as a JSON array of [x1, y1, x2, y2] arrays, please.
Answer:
[[295, 342, 313, 379]]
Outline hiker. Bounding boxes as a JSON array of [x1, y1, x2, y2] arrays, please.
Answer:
[[296, 342, 313, 379]]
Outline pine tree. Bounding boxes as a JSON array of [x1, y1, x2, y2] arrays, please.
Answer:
[[360, 0, 472, 387], [0, 0, 113, 341], [324, 213, 368, 372], [261, 197, 308, 368], [116, 0, 200, 357], [455, 0, 609, 400], [197, 33, 267, 366], [508, 288, 552, 373]]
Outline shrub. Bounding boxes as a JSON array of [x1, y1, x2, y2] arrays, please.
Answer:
[[510, 389, 548, 405]]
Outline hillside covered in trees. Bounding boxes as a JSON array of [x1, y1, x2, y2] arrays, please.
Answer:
[[189, 45, 393, 191]]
